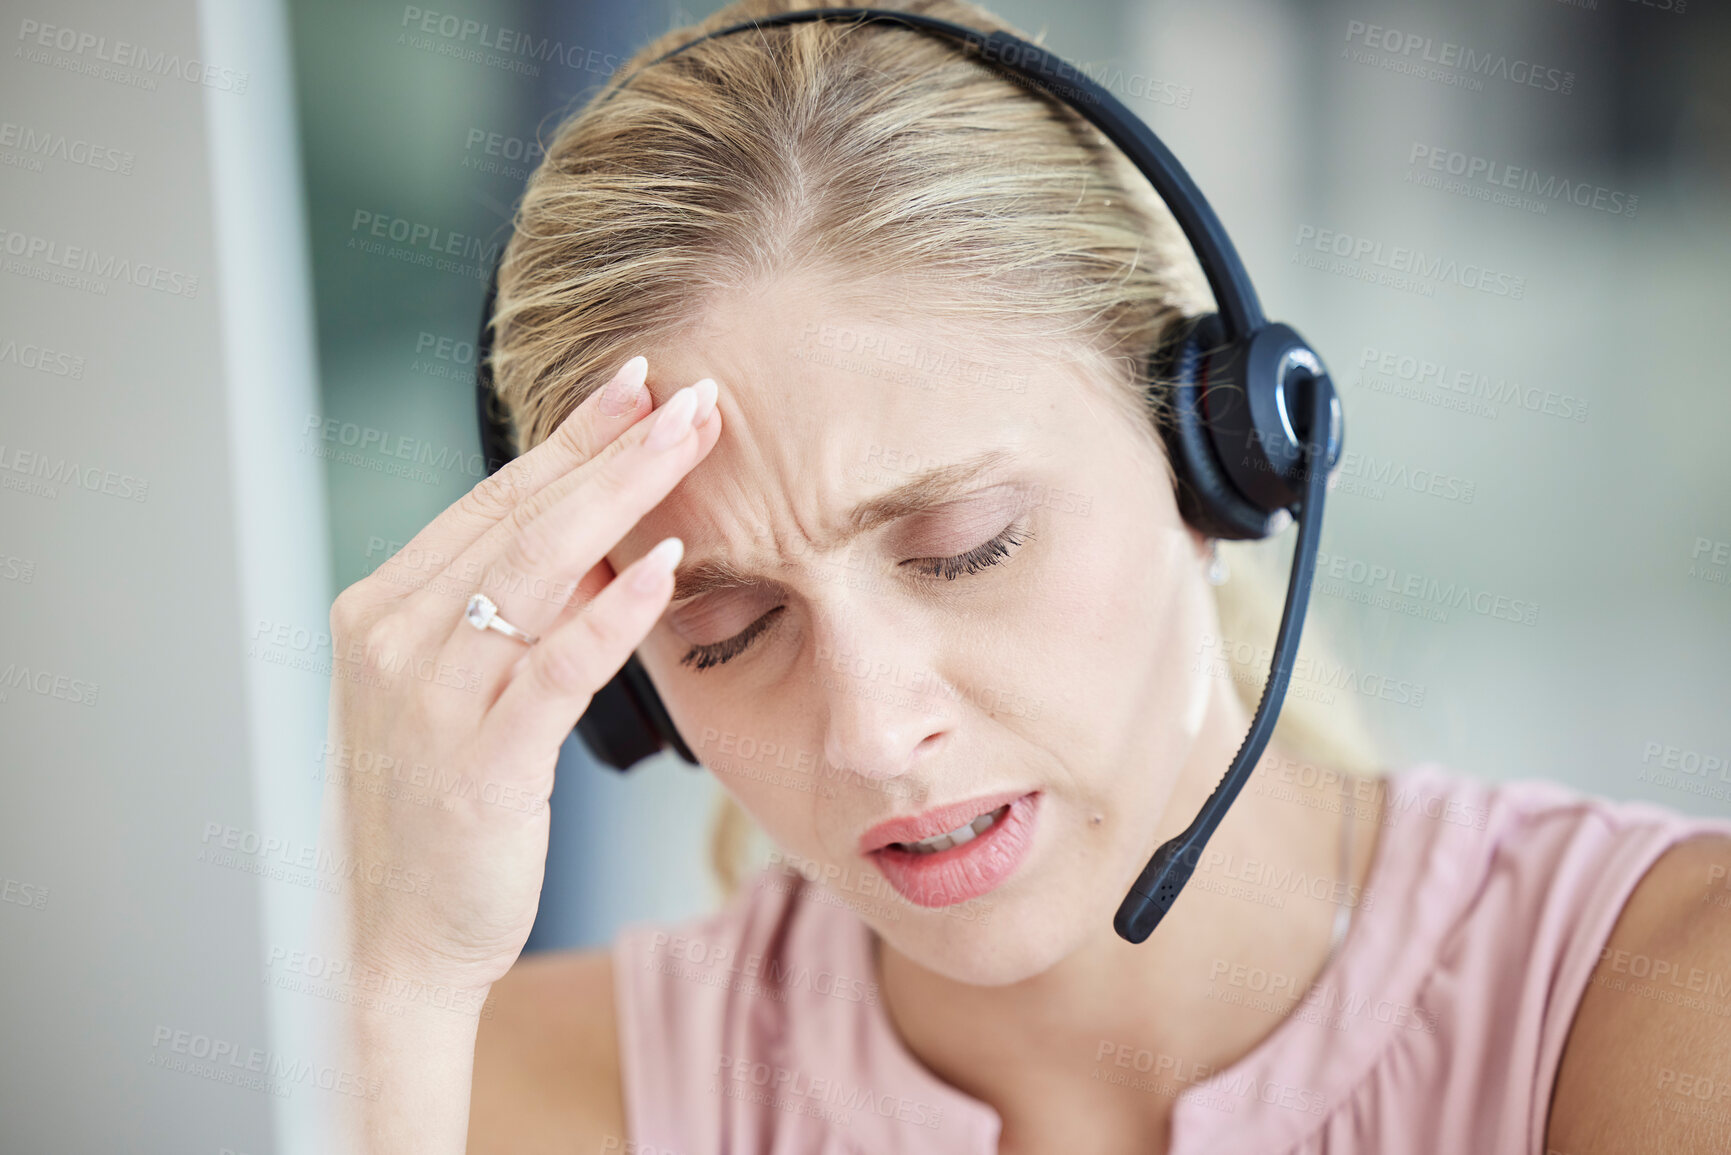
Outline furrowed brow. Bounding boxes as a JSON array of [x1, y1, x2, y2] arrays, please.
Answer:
[[670, 556, 761, 605], [839, 448, 1020, 539], [669, 448, 1019, 604]]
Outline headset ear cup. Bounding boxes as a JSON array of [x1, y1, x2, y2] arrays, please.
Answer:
[[575, 665, 662, 772], [618, 653, 698, 765], [1152, 315, 1283, 541], [575, 655, 698, 771]]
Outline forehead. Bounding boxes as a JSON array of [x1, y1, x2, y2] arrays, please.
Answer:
[[613, 276, 1131, 562], [645, 274, 1108, 446]]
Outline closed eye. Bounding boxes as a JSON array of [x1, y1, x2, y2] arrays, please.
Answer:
[[899, 522, 1030, 581], [677, 521, 1032, 672]]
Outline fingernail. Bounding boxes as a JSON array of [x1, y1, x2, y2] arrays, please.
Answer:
[[631, 537, 685, 593], [645, 386, 698, 451], [691, 378, 718, 426], [599, 355, 648, 417]]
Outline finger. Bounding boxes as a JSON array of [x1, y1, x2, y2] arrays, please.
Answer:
[[437, 381, 720, 699], [434, 375, 717, 623], [366, 354, 654, 600], [405, 372, 713, 630], [483, 536, 685, 763]]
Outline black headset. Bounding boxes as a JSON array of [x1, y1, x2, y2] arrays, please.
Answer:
[[474, 7, 1343, 944]]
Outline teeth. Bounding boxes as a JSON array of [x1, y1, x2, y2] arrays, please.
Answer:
[[893, 804, 1010, 855]]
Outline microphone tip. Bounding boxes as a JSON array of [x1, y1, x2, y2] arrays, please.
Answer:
[[1113, 890, 1160, 944]]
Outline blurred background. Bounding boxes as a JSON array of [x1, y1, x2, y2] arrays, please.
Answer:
[[3, 0, 1727, 1149]]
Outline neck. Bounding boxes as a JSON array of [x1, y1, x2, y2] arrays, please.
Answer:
[[874, 690, 1385, 1151]]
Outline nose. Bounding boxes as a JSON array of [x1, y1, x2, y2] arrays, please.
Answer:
[[812, 616, 950, 784]]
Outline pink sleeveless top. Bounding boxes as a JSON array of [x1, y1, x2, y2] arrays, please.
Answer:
[[610, 762, 1731, 1153]]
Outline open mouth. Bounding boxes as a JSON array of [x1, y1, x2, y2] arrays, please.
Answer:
[[884, 803, 1012, 855], [863, 792, 1041, 908]]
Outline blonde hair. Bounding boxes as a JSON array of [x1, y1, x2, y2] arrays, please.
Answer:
[[487, 0, 1382, 899]]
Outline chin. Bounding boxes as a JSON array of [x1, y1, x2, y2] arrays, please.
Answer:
[[868, 873, 1100, 987], [853, 787, 1142, 986]]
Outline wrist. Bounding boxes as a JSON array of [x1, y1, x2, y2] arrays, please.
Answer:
[[338, 980, 490, 1155], [345, 953, 498, 1023]]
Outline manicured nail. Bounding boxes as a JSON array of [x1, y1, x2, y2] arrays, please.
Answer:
[[631, 537, 684, 593], [691, 378, 718, 426], [645, 386, 698, 451], [599, 355, 648, 417]]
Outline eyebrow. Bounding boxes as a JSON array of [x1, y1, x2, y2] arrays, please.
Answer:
[[669, 447, 1019, 604]]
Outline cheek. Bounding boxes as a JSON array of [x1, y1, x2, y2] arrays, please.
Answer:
[[1028, 513, 1196, 682], [708, 762, 832, 864], [676, 703, 828, 842], [642, 633, 838, 855], [1015, 515, 1206, 808]]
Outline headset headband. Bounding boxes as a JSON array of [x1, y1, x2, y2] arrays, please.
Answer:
[[477, 7, 1270, 468], [600, 7, 1266, 341]]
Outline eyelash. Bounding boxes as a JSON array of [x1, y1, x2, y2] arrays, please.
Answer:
[[677, 521, 1032, 672], [900, 522, 1031, 581]]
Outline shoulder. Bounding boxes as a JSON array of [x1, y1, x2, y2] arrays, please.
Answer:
[[468, 946, 624, 1154], [1548, 832, 1731, 1153]]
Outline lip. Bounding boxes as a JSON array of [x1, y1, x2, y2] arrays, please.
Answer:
[[857, 787, 1034, 854], [865, 790, 1041, 908]]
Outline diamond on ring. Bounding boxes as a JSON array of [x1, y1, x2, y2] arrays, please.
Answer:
[[465, 593, 499, 629], [463, 593, 539, 646]]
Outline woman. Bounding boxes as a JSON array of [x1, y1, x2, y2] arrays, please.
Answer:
[[320, 1, 1731, 1151]]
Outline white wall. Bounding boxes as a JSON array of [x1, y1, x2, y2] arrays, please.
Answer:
[[0, 1, 330, 1151]]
